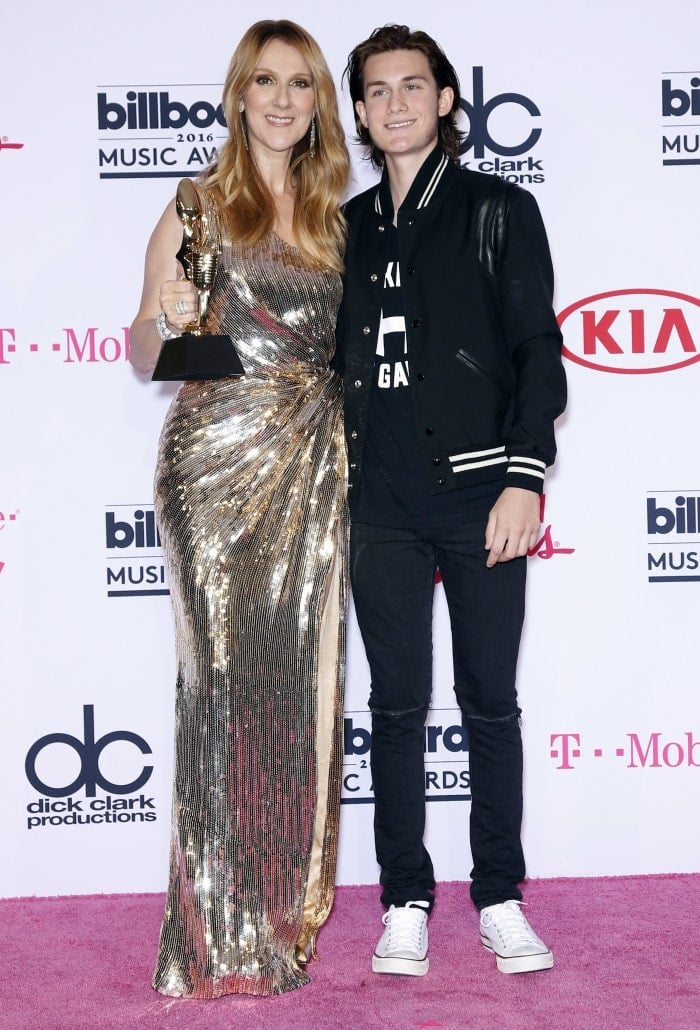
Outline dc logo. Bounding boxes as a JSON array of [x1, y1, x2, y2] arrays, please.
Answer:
[[459, 67, 542, 159], [25, 705, 153, 798]]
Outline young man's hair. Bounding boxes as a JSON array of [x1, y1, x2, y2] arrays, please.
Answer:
[[343, 24, 465, 168]]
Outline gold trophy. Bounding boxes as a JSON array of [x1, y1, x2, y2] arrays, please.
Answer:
[[152, 178, 245, 381]]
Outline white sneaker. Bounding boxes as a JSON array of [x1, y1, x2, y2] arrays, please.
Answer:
[[479, 900, 553, 974], [372, 901, 430, 976]]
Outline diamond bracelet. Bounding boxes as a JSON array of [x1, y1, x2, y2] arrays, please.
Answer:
[[155, 311, 176, 341]]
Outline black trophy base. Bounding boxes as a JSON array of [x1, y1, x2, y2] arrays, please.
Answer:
[[152, 333, 245, 381]]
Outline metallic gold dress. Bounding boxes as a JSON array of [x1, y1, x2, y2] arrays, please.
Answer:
[[152, 215, 347, 998]]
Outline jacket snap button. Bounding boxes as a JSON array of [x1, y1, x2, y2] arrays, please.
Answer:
[[355, 380, 362, 388], [407, 218, 415, 226], [416, 372, 425, 381], [412, 319, 422, 328], [350, 430, 358, 439], [437, 477, 446, 486], [425, 427, 434, 436], [362, 326, 371, 335], [407, 266, 415, 275], [370, 273, 378, 282], [378, 225, 385, 232], [433, 457, 442, 466]]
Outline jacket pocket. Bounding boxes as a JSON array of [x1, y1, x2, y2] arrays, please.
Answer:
[[456, 349, 510, 398]]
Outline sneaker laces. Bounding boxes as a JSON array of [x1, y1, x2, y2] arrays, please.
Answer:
[[382, 903, 427, 951], [481, 901, 539, 949]]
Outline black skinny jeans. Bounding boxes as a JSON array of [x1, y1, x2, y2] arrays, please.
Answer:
[[350, 519, 527, 912]]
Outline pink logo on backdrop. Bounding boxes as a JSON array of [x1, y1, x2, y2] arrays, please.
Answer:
[[0, 506, 20, 575], [0, 327, 130, 366], [434, 496, 573, 586], [550, 732, 700, 769], [558, 289, 700, 374], [0, 136, 24, 151], [527, 495, 575, 559], [436, 492, 572, 589]]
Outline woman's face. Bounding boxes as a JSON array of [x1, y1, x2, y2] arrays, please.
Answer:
[[241, 39, 315, 160]]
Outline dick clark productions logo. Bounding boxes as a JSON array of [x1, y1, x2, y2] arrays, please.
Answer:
[[24, 705, 157, 830], [458, 66, 545, 184]]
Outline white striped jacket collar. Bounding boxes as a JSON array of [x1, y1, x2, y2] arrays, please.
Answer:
[[375, 145, 452, 219]]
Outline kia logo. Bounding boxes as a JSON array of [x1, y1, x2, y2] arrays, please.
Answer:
[[558, 289, 700, 374]]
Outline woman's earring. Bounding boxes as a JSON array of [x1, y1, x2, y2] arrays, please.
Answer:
[[239, 104, 249, 152], [309, 115, 316, 158]]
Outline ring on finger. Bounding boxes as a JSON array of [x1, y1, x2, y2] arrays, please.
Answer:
[[175, 299, 188, 316]]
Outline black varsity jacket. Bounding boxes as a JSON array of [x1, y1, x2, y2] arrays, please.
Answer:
[[335, 145, 567, 498]]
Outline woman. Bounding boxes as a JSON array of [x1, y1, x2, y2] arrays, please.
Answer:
[[130, 20, 350, 998]]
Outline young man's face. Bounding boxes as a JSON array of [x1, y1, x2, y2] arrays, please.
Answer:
[[355, 49, 453, 165]]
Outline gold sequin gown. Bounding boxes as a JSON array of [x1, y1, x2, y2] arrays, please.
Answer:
[[152, 210, 347, 998]]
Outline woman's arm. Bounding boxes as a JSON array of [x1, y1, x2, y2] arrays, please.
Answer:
[[129, 198, 198, 375]]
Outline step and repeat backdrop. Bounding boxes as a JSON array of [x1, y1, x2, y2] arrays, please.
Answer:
[[1, 1, 698, 896]]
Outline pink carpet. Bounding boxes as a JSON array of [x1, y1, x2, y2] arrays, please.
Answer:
[[2, 876, 698, 1029]]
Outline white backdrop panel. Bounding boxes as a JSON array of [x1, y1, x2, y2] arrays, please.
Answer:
[[1, 0, 698, 897]]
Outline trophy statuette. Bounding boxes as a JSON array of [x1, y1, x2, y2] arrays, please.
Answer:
[[151, 179, 245, 381]]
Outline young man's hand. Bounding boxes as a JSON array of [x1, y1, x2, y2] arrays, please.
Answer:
[[485, 487, 541, 567]]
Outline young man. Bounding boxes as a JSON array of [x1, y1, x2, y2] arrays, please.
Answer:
[[336, 26, 567, 977]]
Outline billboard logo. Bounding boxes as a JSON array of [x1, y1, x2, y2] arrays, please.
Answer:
[[648, 495, 700, 535], [559, 290, 700, 374], [98, 91, 225, 131], [97, 84, 227, 179], [106, 508, 161, 550], [105, 505, 168, 598], [661, 72, 700, 166], [647, 492, 700, 583], [459, 67, 544, 185], [342, 709, 471, 804]]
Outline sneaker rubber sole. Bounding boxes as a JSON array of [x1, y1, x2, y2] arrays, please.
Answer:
[[372, 952, 429, 976], [481, 940, 554, 974]]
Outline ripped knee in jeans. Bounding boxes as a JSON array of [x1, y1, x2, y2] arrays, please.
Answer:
[[462, 707, 522, 725], [369, 702, 430, 721]]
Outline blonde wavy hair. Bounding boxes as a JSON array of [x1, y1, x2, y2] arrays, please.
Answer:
[[201, 20, 349, 272]]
